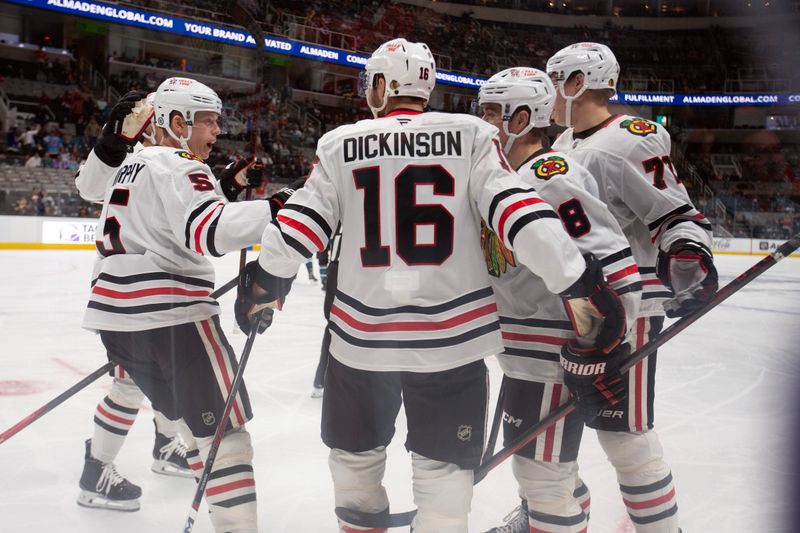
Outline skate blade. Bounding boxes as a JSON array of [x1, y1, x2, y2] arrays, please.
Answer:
[[151, 460, 195, 478], [77, 490, 140, 512]]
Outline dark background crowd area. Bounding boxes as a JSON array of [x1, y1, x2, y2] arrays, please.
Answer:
[[0, 0, 798, 237]]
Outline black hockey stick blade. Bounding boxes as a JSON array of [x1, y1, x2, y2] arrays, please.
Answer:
[[0, 361, 114, 445], [474, 232, 800, 483], [335, 507, 418, 530], [182, 324, 260, 533]]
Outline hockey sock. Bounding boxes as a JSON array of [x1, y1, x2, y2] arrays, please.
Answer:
[[91, 395, 139, 463]]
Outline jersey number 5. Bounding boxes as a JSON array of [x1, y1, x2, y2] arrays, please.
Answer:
[[354, 165, 454, 267], [96, 188, 130, 257]]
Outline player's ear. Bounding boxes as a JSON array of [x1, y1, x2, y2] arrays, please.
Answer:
[[170, 113, 187, 137], [573, 72, 586, 92]]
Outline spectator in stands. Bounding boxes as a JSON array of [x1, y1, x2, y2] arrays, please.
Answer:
[[43, 127, 63, 157], [24, 150, 43, 168], [22, 123, 40, 156], [6, 127, 21, 154], [85, 117, 101, 147]]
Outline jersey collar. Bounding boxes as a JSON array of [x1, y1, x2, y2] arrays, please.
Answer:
[[573, 114, 621, 140], [384, 109, 423, 118], [515, 147, 554, 172]]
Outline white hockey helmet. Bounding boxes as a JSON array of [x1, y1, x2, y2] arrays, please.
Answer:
[[141, 92, 157, 145], [154, 77, 222, 151], [478, 67, 555, 153], [361, 38, 436, 117], [546, 42, 619, 127]]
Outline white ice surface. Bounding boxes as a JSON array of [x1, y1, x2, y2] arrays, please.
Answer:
[[0, 251, 798, 533]]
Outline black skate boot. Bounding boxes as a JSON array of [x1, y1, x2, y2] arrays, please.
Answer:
[[77, 439, 141, 512], [151, 421, 193, 478], [484, 499, 528, 533]]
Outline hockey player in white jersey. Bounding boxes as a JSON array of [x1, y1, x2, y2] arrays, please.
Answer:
[[75, 90, 198, 513], [81, 77, 289, 533], [546, 42, 718, 532], [477, 67, 642, 533], [236, 39, 629, 533]]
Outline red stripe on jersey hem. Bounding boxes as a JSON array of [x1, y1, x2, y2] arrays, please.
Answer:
[[531, 526, 587, 533], [498, 197, 545, 240], [92, 286, 210, 299], [606, 264, 640, 283], [541, 384, 562, 462], [330, 302, 497, 333], [341, 526, 388, 533], [278, 214, 324, 252], [96, 405, 135, 426], [200, 320, 245, 426], [623, 487, 676, 510], [194, 202, 223, 255], [580, 498, 590, 510], [501, 332, 568, 345], [205, 478, 255, 497]]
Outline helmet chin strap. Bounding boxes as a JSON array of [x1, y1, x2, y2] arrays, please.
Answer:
[[557, 79, 588, 130], [165, 122, 192, 152], [501, 113, 535, 155]]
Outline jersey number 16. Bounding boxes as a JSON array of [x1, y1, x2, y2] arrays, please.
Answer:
[[354, 165, 454, 267]]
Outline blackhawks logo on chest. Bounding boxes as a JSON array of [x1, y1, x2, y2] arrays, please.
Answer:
[[620, 118, 657, 137]]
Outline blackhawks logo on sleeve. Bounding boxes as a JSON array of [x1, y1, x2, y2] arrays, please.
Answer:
[[481, 221, 515, 277], [175, 150, 204, 162], [620, 118, 658, 137], [531, 156, 569, 180]]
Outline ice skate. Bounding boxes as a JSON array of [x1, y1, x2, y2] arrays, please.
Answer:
[[77, 439, 141, 512], [484, 499, 528, 533], [151, 423, 193, 478]]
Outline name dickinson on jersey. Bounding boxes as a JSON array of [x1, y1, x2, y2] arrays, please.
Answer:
[[343, 131, 462, 162]]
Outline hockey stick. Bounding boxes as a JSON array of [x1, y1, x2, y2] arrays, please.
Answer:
[[182, 324, 259, 533], [474, 232, 800, 483], [0, 275, 240, 446], [0, 361, 114, 445], [349, 233, 800, 528], [481, 378, 507, 464]]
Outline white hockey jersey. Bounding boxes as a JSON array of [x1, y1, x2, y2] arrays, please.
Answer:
[[75, 143, 145, 203], [552, 114, 713, 317], [487, 148, 641, 383], [82, 146, 272, 332], [257, 109, 587, 372]]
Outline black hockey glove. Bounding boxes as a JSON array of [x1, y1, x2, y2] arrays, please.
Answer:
[[94, 90, 149, 167], [561, 342, 629, 423], [560, 253, 627, 354], [267, 187, 296, 218], [218, 158, 266, 202], [235, 260, 294, 335], [656, 239, 718, 318]]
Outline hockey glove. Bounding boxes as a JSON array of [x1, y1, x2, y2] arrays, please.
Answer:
[[267, 187, 296, 218], [94, 90, 150, 167], [235, 260, 294, 335], [561, 342, 629, 423], [560, 253, 627, 354], [656, 239, 718, 318], [218, 158, 266, 202]]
